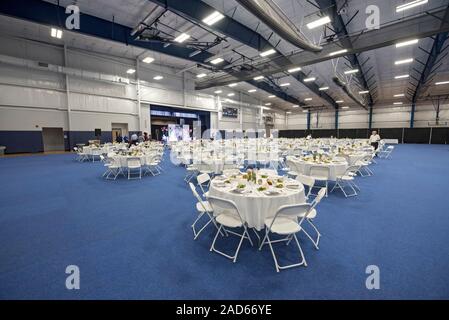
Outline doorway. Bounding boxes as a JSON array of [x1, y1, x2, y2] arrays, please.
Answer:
[[42, 127, 65, 152], [111, 123, 128, 142]]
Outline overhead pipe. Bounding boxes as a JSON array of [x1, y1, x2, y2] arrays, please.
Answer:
[[332, 75, 368, 110], [235, 0, 322, 52]]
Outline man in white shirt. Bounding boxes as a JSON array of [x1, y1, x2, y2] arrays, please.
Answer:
[[369, 130, 381, 151]]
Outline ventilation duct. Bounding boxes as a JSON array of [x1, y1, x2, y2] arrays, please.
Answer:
[[235, 0, 322, 52], [332, 76, 368, 109]]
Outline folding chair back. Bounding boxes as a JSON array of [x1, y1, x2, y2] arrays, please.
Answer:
[[270, 203, 311, 229], [207, 196, 245, 225], [309, 166, 330, 181]]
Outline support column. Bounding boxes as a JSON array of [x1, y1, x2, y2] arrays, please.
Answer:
[[410, 102, 416, 128], [63, 45, 72, 149], [335, 108, 339, 130], [307, 110, 311, 130], [136, 59, 142, 132], [368, 104, 373, 130]]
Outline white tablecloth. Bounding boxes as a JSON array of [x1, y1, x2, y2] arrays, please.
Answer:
[[208, 178, 306, 231], [289, 158, 347, 181]]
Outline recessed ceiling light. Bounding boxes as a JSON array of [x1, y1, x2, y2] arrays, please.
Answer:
[[268, 95, 276, 98], [359, 90, 369, 94], [303, 77, 316, 82], [396, 0, 428, 13], [394, 94, 405, 97], [210, 57, 224, 65], [227, 93, 235, 97], [259, 49, 276, 57], [174, 33, 190, 43], [306, 16, 331, 29], [395, 58, 414, 65], [435, 80, 449, 85], [336, 100, 344, 103], [228, 83, 238, 87], [126, 69, 136, 74], [395, 74, 409, 79], [214, 90, 222, 94], [319, 86, 329, 91], [51, 28, 63, 39], [393, 102, 403, 105], [288, 67, 302, 73], [196, 73, 207, 78], [304, 98, 313, 101], [153, 75, 163, 80], [202, 11, 225, 26], [344, 69, 359, 74], [396, 39, 419, 48], [329, 49, 348, 57], [253, 76, 264, 80], [280, 83, 290, 87], [342, 106, 350, 109], [142, 57, 154, 64], [248, 89, 257, 93]]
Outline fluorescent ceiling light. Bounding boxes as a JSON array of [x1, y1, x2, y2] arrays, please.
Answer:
[[51, 28, 63, 39], [259, 49, 276, 57], [302, 110, 308, 113], [306, 16, 331, 29], [319, 86, 329, 91], [202, 11, 225, 26], [292, 105, 300, 108], [253, 76, 264, 80], [396, 39, 419, 48], [153, 75, 163, 80], [336, 100, 344, 103], [329, 49, 348, 56], [288, 67, 302, 73], [395, 58, 414, 65], [227, 93, 235, 97], [248, 89, 257, 93], [395, 74, 409, 79], [396, 0, 428, 13], [142, 57, 154, 64], [304, 98, 313, 101], [196, 73, 207, 78], [344, 69, 359, 74], [126, 69, 136, 74], [210, 57, 224, 65], [214, 90, 222, 94], [303, 77, 316, 82], [268, 95, 276, 98], [174, 33, 190, 43], [393, 102, 403, 105], [286, 111, 292, 114], [280, 83, 290, 87], [435, 81, 449, 85], [265, 103, 272, 106], [262, 107, 271, 110], [394, 94, 405, 97], [228, 83, 238, 87], [359, 90, 369, 94], [342, 106, 350, 109]]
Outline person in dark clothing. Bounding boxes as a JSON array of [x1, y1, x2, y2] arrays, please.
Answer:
[[116, 134, 123, 143]]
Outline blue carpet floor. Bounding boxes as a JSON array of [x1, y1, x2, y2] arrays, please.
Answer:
[[0, 144, 449, 299]]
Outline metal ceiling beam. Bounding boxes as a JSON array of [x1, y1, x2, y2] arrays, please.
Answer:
[[149, 0, 338, 107], [197, 7, 449, 89], [315, 0, 374, 108], [0, 0, 303, 106]]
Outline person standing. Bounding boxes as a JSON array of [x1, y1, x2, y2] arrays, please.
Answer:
[[369, 130, 381, 151]]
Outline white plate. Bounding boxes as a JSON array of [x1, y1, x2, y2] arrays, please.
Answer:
[[286, 184, 299, 189], [264, 190, 281, 195]]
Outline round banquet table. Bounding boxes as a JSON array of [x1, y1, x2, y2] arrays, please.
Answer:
[[289, 158, 348, 181], [208, 177, 306, 231], [111, 155, 148, 167]]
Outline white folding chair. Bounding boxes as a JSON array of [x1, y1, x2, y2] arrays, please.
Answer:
[[356, 155, 374, 177], [184, 164, 198, 183], [296, 174, 316, 200], [196, 173, 211, 197], [208, 196, 254, 263], [144, 155, 160, 176], [127, 157, 142, 180], [259, 203, 311, 272], [188, 183, 221, 240], [105, 158, 121, 180], [286, 159, 299, 178], [309, 166, 330, 197], [331, 165, 361, 197], [379, 145, 394, 159]]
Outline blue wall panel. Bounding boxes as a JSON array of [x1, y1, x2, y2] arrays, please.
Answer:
[[0, 131, 43, 154]]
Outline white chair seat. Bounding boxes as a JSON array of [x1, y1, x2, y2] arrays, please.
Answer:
[[196, 201, 212, 212], [341, 175, 354, 181], [298, 208, 317, 219], [287, 171, 298, 176], [264, 216, 302, 235], [216, 212, 242, 228], [310, 175, 328, 181], [128, 165, 141, 169]]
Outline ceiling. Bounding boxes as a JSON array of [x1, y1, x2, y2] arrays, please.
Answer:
[[3, 0, 449, 112]]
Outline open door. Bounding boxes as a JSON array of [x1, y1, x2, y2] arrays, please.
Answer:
[[42, 127, 65, 152]]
